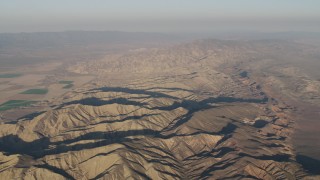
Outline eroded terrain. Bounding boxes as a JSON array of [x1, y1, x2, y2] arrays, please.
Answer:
[[0, 39, 320, 179]]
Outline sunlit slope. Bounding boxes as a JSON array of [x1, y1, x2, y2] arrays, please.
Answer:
[[0, 76, 306, 179], [1, 39, 319, 179]]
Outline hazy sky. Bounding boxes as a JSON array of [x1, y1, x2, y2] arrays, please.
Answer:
[[1, 0, 319, 33]]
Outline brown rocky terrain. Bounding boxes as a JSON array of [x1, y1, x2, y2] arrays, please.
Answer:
[[0, 39, 319, 179]]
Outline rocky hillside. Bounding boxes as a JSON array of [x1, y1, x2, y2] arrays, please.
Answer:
[[1, 39, 319, 179]]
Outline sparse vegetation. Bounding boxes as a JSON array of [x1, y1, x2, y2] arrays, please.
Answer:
[[59, 80, 73, 84], [20, 89, 48, 94], [0, 100, 36, 111], [59, 80, 74, 89], [239, 71, 248, 78], [63, 84, 74, 89]]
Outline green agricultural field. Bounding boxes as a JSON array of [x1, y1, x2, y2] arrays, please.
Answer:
[[59, 80, 73, 84], [63, 84, 74, 89], [0, 100, 36, 111], [20, 88, 48, 95], [59, 80, 74, 89], [0, 73, 22, 78]]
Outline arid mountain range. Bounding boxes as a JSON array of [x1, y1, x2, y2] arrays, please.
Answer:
[[0, 36, 320, 179]]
